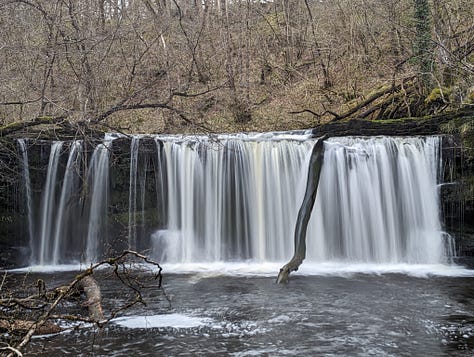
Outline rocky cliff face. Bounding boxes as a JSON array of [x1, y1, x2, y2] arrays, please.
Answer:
[[442, 135, 474, 264], [0, 139, 27, 268]]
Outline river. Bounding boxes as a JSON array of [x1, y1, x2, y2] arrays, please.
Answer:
[[21, 267, 474, 356]]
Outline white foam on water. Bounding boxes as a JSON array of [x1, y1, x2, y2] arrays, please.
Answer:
[[112, 313, 212, 329], [297, 262, 474, 278], [8, 261, 474, 278], [8, 264, 85, 273], [160, 262, 474, 278], [161, 262, 283, 276]]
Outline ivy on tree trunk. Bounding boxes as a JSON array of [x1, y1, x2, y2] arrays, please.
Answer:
[[414, 0, 433, 93]]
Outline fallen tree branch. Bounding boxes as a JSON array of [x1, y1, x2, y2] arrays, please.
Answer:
[[0, 116, 67, 137], [329, 77, 416, 122], [288, 109, 340, 121], [0, 98, 41, 106], [0, 346, 23, 357], [2, 250, 163, 357], [288, 82, 418, 123], [310, 107, 474, 137], [0, 319, 61, 335], [91, 102, 212, 132]]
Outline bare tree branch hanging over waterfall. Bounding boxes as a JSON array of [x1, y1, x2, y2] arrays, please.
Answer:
[[277, 135, 327, 284]]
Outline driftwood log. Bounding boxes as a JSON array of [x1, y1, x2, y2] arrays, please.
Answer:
[[0, 276, 104, 337], [277, 135, 326, 284], [77, 276, 104, 322]]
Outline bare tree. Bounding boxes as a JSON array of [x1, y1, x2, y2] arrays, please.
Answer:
[[0, 0, 472, 132]]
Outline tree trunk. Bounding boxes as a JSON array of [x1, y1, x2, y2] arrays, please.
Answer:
[[277, 135, 326, 284], [78, 276, 104, 322], [414, 0, 433, 92]]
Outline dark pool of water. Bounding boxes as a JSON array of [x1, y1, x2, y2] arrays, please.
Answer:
[[21, 273, 474, 356]]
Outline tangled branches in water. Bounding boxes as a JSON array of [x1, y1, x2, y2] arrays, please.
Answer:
[[0, 250, 165, 357]]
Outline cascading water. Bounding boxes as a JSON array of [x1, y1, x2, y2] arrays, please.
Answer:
[[19, 133, 455, 271], [37, 141, 64, 265], [128, 137, 140, 250], [51, 141, 82, 264], [306, 136, 447, 264], [154, 135, 452, 266], [155, 135, 312, 263], [85, 141, 111, 263], [17, 139, 34, 255], [23, 138, 112, 266]]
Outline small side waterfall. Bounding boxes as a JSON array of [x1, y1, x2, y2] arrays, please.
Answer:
[[51, 141, 82, 264], [37, 142, 64, 265], [18, 133, 455, 270], [128, 137, 140, 250], [85, 141, 111, 263], [17, 139, 34, 255]]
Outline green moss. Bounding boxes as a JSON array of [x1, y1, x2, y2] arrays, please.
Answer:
[[467, 53, 474, 64], [440, 121, 457, 134], [440, 116, 474, 160], [111, 209, 159, 227], [468, 89, 474, 103], [425, 86, 453, 104], [370, 116, 429, 124], [0, 121, 22, 131]]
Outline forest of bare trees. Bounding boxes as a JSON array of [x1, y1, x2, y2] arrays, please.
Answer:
[[0, 0, 473, 134]]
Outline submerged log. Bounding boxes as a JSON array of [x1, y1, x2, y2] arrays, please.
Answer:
[[78, 276, 104, 322], [277, 135, 326, 284]]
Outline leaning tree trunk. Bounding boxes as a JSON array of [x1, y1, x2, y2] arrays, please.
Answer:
[[276, 135, 326, 284]]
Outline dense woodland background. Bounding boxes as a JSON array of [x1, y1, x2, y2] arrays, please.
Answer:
[[0, 0, 473, 134]]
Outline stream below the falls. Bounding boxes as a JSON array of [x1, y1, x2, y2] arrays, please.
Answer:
[[22, 269, 474, 356]]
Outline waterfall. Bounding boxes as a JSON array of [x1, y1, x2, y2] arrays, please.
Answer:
[[51, 141, 82, 264], [306, 136, 447, 264], [17, 139, 34, 258], [156, 135, 312, 262], [85, 141, 111, 263], [18, 133, 454, 270], [155, 135, 451, 265], [128, 137, 140, 250], [37, 141, 64, 265]]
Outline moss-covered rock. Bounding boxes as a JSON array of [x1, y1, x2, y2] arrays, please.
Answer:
[[425, 86, 453, 105]]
